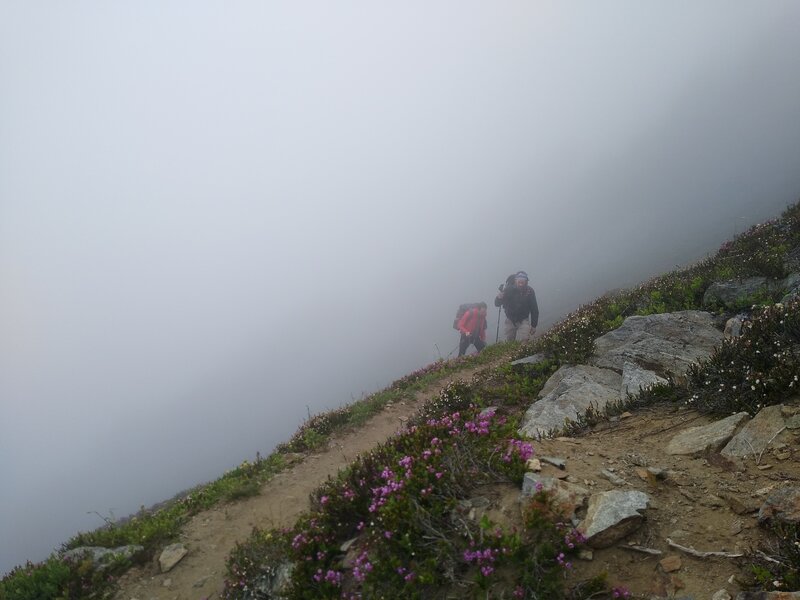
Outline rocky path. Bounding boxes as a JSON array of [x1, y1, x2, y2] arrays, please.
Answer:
[[112, 361, 501, 600]]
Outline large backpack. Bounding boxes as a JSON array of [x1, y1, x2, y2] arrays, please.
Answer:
[[453, 303, 481, 329], [502, 273, 517, 291]]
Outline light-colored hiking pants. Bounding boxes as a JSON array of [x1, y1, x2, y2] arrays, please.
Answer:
[[504, 317, 533, 342]]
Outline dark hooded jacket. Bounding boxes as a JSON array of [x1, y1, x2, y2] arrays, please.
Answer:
[[495, 284, 539, 326]]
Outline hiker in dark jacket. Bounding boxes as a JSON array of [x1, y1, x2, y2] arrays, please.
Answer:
[[495, 271, 539, 342], [456, 302, 487, 356]]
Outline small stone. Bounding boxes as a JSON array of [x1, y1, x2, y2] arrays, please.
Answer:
[[600, 469, 626, 486], [193, 575, 211, 588], [620, 412, 633, 419], [711, 590, 731, 600], [755, 484, 778, 496], [634, 467, 658, 485], [541, 456, 567, 469], [669, 574, 685, 591], [158, 543, 188, 573], [730, 519, 744, 535], [578, 549, 593, 561], [757, 464, 773, 470], [660, 554, 682, 573], [526, 458, 542, 472], [162, 579, 172, 588], [722, 493, 760, 514]]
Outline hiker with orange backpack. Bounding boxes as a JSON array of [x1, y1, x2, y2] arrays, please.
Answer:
[[456, 302, 488, 356]]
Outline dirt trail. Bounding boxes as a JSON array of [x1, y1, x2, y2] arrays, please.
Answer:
[[113, 361, 499, 600]]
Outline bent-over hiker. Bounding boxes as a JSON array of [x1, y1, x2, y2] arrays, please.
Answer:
[[456, 302, 487, 356], [495, 271, 539, 342]]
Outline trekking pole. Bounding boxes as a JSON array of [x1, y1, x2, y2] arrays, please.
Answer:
[[495, 284, 503, 343]]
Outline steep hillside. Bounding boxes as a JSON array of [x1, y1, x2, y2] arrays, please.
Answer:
[[2, 200, 799, 600]]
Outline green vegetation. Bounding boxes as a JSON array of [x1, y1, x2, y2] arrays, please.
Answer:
[[685, 297, 800, 415], [4, 199, 800, 599], [224, 381, 594, 599]]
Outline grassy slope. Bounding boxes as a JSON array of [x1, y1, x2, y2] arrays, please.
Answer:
[[2, 201, 799, 600]]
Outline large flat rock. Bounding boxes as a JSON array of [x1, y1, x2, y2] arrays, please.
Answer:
[[589, 311, 723, 376], [666, 412, 750, 456], [518, 365, 622, 439], [722, 404, 791, 459]]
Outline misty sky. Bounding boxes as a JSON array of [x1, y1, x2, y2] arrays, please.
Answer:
[[3, 1, 800, 575]]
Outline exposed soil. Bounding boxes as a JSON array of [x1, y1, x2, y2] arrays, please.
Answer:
[[113, 366, 800, 600]]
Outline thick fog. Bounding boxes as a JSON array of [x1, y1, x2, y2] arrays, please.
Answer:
[[3, 1, 800, 575]]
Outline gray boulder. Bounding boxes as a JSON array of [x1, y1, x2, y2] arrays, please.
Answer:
[[780, 272, 800, 303], [721, 405, 790, 459], [758, 487, 800, 525], [590, 311, 723, 377], [703, 277, 774, 309], [703, 273, 800, 309], [510, 353, 548, 366], [245, 561, 295, 600], [665, 412, 750, 456], [518, 365, 622, 438], [62, 545, 143, 568], [724, 315, 746, 338], [579, 490, 650, 548]]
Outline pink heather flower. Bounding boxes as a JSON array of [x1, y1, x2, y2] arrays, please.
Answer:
[[384, 531, 393, 539], [320, 495, 329, 505], [323, 569, 343, 586]]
